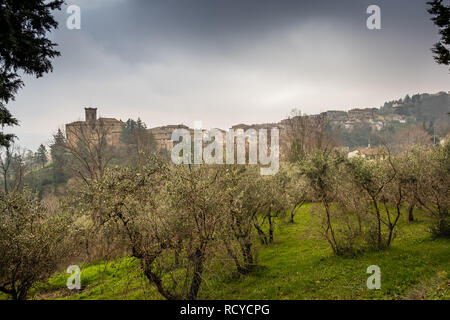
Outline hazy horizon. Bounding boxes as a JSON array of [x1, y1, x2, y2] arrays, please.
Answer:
[[5, 0, 450, 151]]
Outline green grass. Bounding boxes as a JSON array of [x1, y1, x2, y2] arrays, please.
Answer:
[[200, 205, 450, 300], [29, 258, 156, 300], [4, 204, 449, 300]]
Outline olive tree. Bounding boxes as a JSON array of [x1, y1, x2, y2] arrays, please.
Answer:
[[252, 168, 289, 245], [410, 143, 450, 237], [82, 159, 230, 300], [285, 164, 309, 224], [0, 189, 70, 300], [344, 148, 406, 250], [220, 165, 265, 273], [301, 150, 346, 255]]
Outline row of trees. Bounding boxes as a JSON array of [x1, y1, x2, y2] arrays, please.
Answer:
[[0, 0, 449, 301], [71, 142, 448, 299], [73, 160, 288, 300], [0, 143, 48, 194], [1, 121, 448, 300], [300, 143, 449, 256]]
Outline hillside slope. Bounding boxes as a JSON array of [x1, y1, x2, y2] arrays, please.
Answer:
[[22, 205, 450, 300]]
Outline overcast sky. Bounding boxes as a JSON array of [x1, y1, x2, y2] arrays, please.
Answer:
[[6, 0, 450, 150]]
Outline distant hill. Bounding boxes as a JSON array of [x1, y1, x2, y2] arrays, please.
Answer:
[[63, 92, 450, 154], [331, 92, 450, 148], [378, 91, 450, 125], [144, 91, 450, 150]]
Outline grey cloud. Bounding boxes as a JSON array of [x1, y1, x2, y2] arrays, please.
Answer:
[[6, 0, 450, 150]]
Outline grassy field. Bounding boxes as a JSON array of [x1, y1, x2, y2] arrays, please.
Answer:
[[6, 204, 449, 300]]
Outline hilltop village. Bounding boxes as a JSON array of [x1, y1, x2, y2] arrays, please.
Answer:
[[65, 91, 450, 158]]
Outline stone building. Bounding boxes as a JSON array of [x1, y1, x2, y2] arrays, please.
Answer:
[[149, 124, 190, 152], [348, 108, 375, 121], [65, 108, 123, 147]]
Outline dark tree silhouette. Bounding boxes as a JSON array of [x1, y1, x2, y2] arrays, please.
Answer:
[[50, 128, 68, 183], [36, 143, 47, 168], [0, 0, 63, 147], [427, 0, 450, 70]]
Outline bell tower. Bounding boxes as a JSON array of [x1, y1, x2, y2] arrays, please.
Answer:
[[85, 107, 97, 124]]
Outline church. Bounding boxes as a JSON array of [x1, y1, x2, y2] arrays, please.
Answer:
[[65, 108, 123, 147]]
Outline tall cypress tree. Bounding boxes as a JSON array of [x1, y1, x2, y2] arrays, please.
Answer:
[[36, 144, 47, 168], [50, 128, 67, 184]]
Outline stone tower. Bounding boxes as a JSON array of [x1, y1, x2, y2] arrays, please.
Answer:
[[85, 107, 97, 124]]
